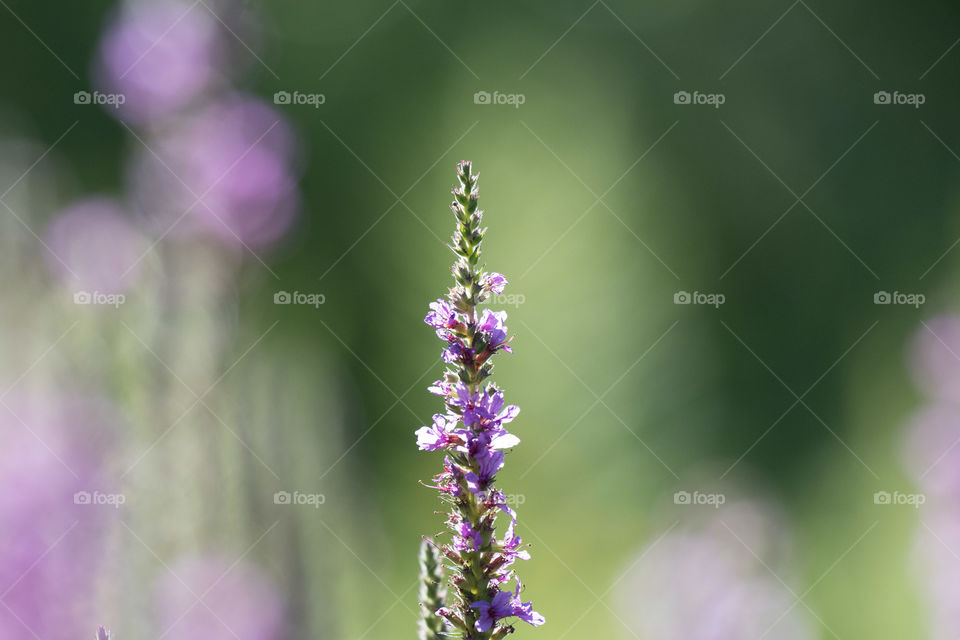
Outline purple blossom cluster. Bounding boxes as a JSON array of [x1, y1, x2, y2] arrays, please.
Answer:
[[93, 0, 299, 250], [415, 162, 543, 638]]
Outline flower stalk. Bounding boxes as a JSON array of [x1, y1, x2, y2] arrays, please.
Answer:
[[418, 538, 447, 640], [416, 161, 544, 639]]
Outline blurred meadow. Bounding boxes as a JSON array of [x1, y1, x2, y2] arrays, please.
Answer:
[[2, 1, 960, 638]]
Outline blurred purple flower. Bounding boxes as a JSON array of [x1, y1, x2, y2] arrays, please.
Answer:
[[903, 403, 960, 500], [131, 95, 299, 248], [617, 502, 813, 640], [44, 197, 146, 293], [0, 394, 119, 640], [156, 555, 285, 640], [912, 512, 960, 639], [909, 315, 960, 404], [96, 0, 224, 124]]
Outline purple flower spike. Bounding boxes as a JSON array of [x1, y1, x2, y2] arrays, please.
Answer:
[[97, 626, 111, 640], [415, 162, 542, 637]]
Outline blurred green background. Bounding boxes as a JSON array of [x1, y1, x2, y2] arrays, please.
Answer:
[[2, 1, 960, 638]]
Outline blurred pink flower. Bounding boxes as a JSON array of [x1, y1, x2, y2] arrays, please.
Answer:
[[908, 315, 960, 404], [131, 95, 299, 248], [44, 197, 146, 293], [617, 501, 813, 640], [0, 394, 120, 640], [96, 0, 224, 124], [912, 512, 960, 639], [903, 403, 960, 501], [156, 555, 285, 640]]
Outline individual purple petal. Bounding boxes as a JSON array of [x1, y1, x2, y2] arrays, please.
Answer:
[[471, 600, 495, 632], [490, 432, 520, 449], [509, 579, 545, 627], [503, 520, 531, 562], [515, 601, 546, 627], [479, 309, 507, 332], [488, 390, 504, 415]]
